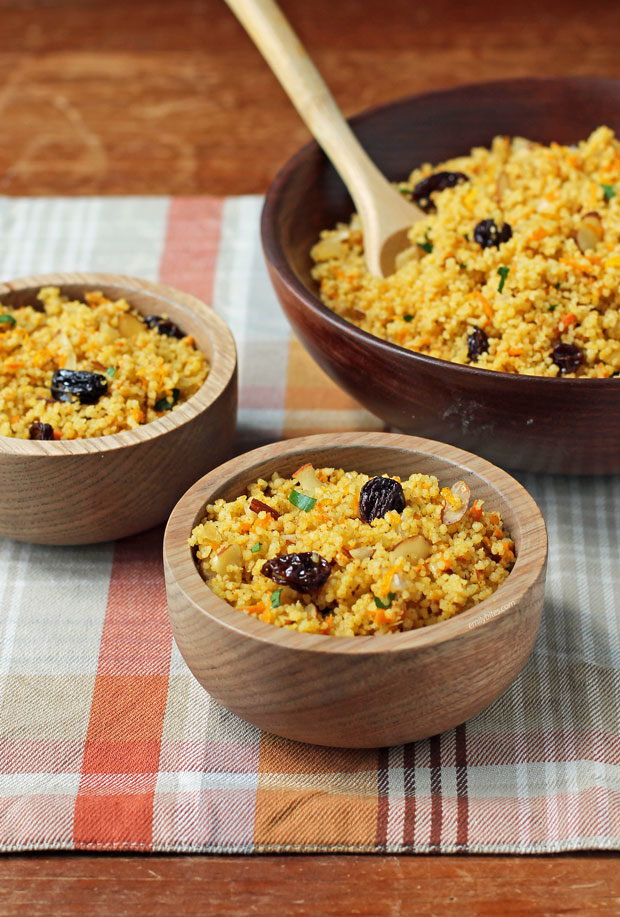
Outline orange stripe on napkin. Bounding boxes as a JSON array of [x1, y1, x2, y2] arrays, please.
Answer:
[[158, 196, 224, 304], [73, 528, 170, 850]]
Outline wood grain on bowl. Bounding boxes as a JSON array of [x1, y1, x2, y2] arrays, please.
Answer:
[[164, 432, 547, 748], [261, 77, 620, 474], [0, 273, 237, 545]]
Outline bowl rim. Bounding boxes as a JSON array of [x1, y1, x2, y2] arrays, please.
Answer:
[[0, 272, 237, 455], [261, 75, 620, 389], [164, 431, 548, 657]]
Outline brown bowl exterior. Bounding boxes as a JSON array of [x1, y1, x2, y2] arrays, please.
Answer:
[[0, 273, 237, 545], [261, 77, 620, 474], [164, 432, 547, 748]]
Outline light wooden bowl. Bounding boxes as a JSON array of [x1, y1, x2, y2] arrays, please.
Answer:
[[164, 432, 547, 748], [0, 273, 237, 545], [261, 76, 620, 474]]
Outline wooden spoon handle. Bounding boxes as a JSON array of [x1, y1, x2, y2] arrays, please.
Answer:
[[224, 0, 392, 216]]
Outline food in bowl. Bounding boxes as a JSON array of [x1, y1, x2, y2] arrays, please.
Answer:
[[0, 286, 209, 438], [190, 463, 514, 636], [311, 126, 620, 378]]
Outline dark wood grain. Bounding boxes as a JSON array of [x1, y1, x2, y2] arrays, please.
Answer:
[[1, 0, 620, 195], [1, 0, 618, 910], [1, 853, 619, 917], [263, 77, 620, 475]]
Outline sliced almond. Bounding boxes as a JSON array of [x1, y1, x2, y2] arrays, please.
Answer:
[[292, 463, 321, 496], [576, 211, 604, 253], [392, 534, 433, 562], [311, 238, 347, 262], [511, 136, 534, 153], [200, 521, 221, 542], [211, 542, 242, 574], [349, 545, 374, 561], [441, 481, 471, 525], [118, 311, 145, 340], [57, 331, 77, 370], [495, 170, 510, 201]]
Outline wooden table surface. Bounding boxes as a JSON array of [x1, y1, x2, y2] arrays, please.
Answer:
[[1, 0, 619, 913]]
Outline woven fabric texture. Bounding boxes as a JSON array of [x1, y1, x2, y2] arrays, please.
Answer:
[[0, 196, 619, 853]]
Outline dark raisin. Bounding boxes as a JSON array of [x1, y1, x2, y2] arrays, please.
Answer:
[[551, 342, 584, 375], [249, 497, 281, 519], [467, 325, 489, 362], [473, 218, 513, 249], [358, 476, 406, 524], [412, 171, 469, 213], [29, 421, 54, 440], [51, 369, 108, 404], [144, 314, 185, 338], [261, 552, 332, 591]]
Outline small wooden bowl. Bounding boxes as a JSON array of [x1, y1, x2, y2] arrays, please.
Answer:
[[164, 432, 547, 748], [261, 77, 620, 474], [0, 273, 237, 545]]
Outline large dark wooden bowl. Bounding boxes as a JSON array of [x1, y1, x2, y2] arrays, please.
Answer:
[[261, 77, 620, 475]]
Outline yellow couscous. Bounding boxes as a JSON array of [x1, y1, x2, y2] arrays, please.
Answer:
[[190, 463, 514, 636], [311, 126, 620, 378], [0, 287, 209, 439]]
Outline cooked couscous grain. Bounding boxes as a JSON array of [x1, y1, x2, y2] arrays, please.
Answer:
[[0, 287, 209, 439], [311, 127, 620, 378], [190, 464, 515, 636]]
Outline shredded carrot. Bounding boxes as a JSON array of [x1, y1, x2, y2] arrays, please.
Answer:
[[374, 607, 387, 626], [260, 608, 272, 623], [488, 512, 500, 525], [469, 502, 483, 521], [10, 414, 19, 424], [493, 527, 503, 539], [559, 312, 577, 330], [559, 257, 593, 274], [471, 290, 494, 321], [508, 347, 523, 357], [530, 226, 548, 241], [53, 431, 62, 440], [379, 566, 398, 596], [417, 336, 431, 348], [243, 601, 265, 616]]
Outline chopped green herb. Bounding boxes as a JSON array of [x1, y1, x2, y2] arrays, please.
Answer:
[[459, 263, 467, 270], [403, 314, 413, 322], [271, 588, 282, 608], [251, 542, 262, 553], [602, 183, 617, 200], [106, 366, 116, 378], [289, 490, 317, 512], [398, 183, 412, 196], [554, 283, 562, 290], [374, 592, 396, 609], [154, 387, 180, 412], [548, 304, 558, 312], [0, 314, 16, 327], [464, 232, 470, 241], [417, 240, 433, 254], [497, 266, 510, 293]]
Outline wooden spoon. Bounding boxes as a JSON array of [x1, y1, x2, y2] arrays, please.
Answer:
[[224, 0, 425, 276]]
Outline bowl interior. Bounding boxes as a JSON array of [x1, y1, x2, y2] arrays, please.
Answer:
[[266, 76, 620, 296], [167, 433, 547, 650], [0, 273, 237, 455]]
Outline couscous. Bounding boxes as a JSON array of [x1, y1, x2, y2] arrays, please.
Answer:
[[311, 126, 620, 378], [0, 287, 209, 439], [190, 463, 515, 636]]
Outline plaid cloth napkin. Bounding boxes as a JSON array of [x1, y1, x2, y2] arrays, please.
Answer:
[[1, 196, 619, 854]]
